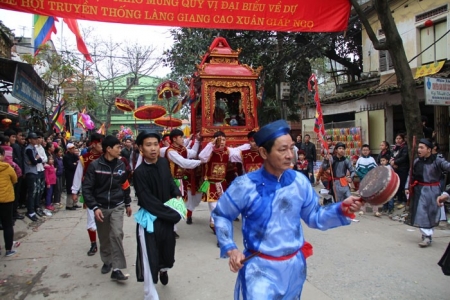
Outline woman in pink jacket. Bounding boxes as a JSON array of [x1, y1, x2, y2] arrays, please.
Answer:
[[44, 156, 57, 211]]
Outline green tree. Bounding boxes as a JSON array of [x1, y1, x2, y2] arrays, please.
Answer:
[[163, 28, 362, 126], [351, 0, 422, 146], [21, 44, 97, 134]]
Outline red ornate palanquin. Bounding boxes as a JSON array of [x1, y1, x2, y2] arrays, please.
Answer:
[[190, 37, 262, 147]]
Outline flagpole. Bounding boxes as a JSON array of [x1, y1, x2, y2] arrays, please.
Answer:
[[60, 17, 64, 54]]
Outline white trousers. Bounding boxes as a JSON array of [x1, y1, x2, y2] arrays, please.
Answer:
[[138, 225, 159, 300], [208, 202, 217, 224], [185, 191, 202, 212], [420, 228, 434, 237], [87, 209, 96, 231]]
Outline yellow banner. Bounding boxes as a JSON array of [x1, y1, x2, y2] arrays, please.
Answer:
[[414, 61, 445, 79]]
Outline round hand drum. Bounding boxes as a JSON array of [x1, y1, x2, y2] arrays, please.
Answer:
[[359, 166, 400, 206]]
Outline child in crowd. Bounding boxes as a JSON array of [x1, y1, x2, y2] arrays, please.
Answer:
[[350, 155, 360, 191], [380, 155, 395, 214], [316, 160, 334, 205], [0, 146, 18, 257], [294, 150, 311, 179], [53, 147, 64, 208], [44, 156, 57, 211], [356, 144, 379, 216], [0, 135, 22, 178]]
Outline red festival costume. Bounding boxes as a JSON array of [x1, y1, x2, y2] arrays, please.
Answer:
[[165, 144, 189, 200], [202, 147, 230, 202], [241, 149, 263, 174]]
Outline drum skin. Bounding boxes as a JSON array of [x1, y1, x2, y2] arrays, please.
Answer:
[[359, 166, 400, 206]]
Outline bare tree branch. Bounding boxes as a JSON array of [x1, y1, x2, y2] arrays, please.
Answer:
[[350, 0, 388, 50]]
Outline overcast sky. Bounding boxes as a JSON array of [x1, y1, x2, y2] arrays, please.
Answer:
[[0, 9, 174, 77]]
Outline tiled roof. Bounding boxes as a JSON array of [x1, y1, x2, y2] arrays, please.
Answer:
[[305, 65, 450, 106]]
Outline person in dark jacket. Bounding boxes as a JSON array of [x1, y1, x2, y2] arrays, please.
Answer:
[[120, 138, 133, 169], [300, 134, 317, 184], [23, 133, 43, 222], [83, 135, 132, 281], [134, 131, 182, 293], [390, 133, 409, 209], [63, 143, 79, 210], [4, 129, 24, 220], [295, 134, 303, 151], [376, 141, 392, 165]]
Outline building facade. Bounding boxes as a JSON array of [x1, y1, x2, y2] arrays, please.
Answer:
[[302, 0, 450, 156]]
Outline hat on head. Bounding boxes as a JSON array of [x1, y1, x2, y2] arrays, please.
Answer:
[[67, 143, 75, 149], [27, 132, 38, 140], [136, 131, 161, 146], [335, 142, 346, 149], [254, 120, 290, 147], [419, 138, 432, 149]]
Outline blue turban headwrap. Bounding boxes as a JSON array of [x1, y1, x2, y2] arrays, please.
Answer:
[[254, 120, 290, 147]]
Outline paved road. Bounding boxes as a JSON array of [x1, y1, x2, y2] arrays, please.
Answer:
[[0, 189, 449, 300]]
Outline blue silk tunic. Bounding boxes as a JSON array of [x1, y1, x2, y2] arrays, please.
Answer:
[[213, 167, 351, 299]]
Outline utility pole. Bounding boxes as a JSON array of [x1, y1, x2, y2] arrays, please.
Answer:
[[280, 82, 290, 120]]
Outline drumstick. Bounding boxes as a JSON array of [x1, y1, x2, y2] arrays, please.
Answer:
[[240, 251, 261, 264]]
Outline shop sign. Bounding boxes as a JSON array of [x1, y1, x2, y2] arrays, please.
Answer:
[[7, 104, 21, 115], [138, 123, 163, 133], [12, 65, 44, 111], [0, 0, 351, 33], [424, 77, 450, 106]]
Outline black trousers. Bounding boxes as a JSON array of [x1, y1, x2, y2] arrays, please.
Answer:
[[0, 202, 14, 251]]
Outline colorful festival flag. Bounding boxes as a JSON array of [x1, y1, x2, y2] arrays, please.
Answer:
[[50, 100, 65, 133], [308, 74, 328, 152], [96, 123, 106, 135], [33, 15, 57, 55], [63, 19, 93, 62], [77, 108, 87, 130]]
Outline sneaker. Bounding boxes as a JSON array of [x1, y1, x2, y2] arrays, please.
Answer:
[[174, 232, 180, 239], [5, 250, 16, 257], [26, 213, 38, 222], [87, 243, 97, 256], [73, 204, 81, 209], [418, 236, 432, 248], [111, 270, 128, 281], [374, 212, 382, 217], [159, 271, 168, 285], [65, 206, 76, 211], [101, 263, 112, 274], [43, 209, 52, 217], [397, 204, 405, 209], [186, 217, 193, 225], [391, 215, 400, 221], [13, 213, 25, 220], [45, 205, 55, 211], [35, 209, 45, 217]]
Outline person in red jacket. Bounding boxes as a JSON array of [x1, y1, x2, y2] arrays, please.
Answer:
[[44, 156, 57, 211]]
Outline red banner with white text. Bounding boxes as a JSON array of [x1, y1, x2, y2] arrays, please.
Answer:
[[0, 0, 351, 32]]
